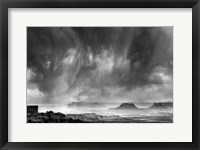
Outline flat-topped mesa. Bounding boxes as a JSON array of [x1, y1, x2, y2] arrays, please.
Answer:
[[116, 103, 138, 110], [149, 102, 173, 109]]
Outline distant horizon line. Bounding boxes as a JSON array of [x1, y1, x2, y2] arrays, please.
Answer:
[[27, 101, 173, 106]]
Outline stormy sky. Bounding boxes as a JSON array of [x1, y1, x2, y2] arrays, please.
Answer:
[[27, 27, 173, 105]]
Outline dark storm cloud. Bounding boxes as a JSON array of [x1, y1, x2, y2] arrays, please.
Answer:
[[71, 27, 173, 89], [27, 27, 173, 104], [27, 27, 80, 92], [118, 27, 173, 89]]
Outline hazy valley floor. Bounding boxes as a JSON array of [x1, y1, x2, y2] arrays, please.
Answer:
[[27, 102, 173, 123]]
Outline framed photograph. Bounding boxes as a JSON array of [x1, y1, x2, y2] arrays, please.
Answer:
[[0, 0, 199, 149]]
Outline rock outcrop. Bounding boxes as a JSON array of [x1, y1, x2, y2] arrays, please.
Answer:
[[149, 102, 173, 109]]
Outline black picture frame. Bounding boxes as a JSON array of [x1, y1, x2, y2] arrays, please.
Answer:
[[0, 0, 199, 149]]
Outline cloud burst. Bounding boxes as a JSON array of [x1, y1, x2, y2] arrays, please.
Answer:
[[27, 27, 173, 104]]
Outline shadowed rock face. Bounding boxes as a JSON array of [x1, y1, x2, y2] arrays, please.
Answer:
[[27, 105, 38, 114], [149, 102, 173, 109], [27, 111, 88, 123], [115, 103, 138, 110]]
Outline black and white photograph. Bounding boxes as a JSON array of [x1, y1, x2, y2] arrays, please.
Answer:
[[27, 27, 173, 123]]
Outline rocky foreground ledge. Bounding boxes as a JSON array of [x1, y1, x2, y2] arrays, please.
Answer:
[[27, 111, 88, 123]]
